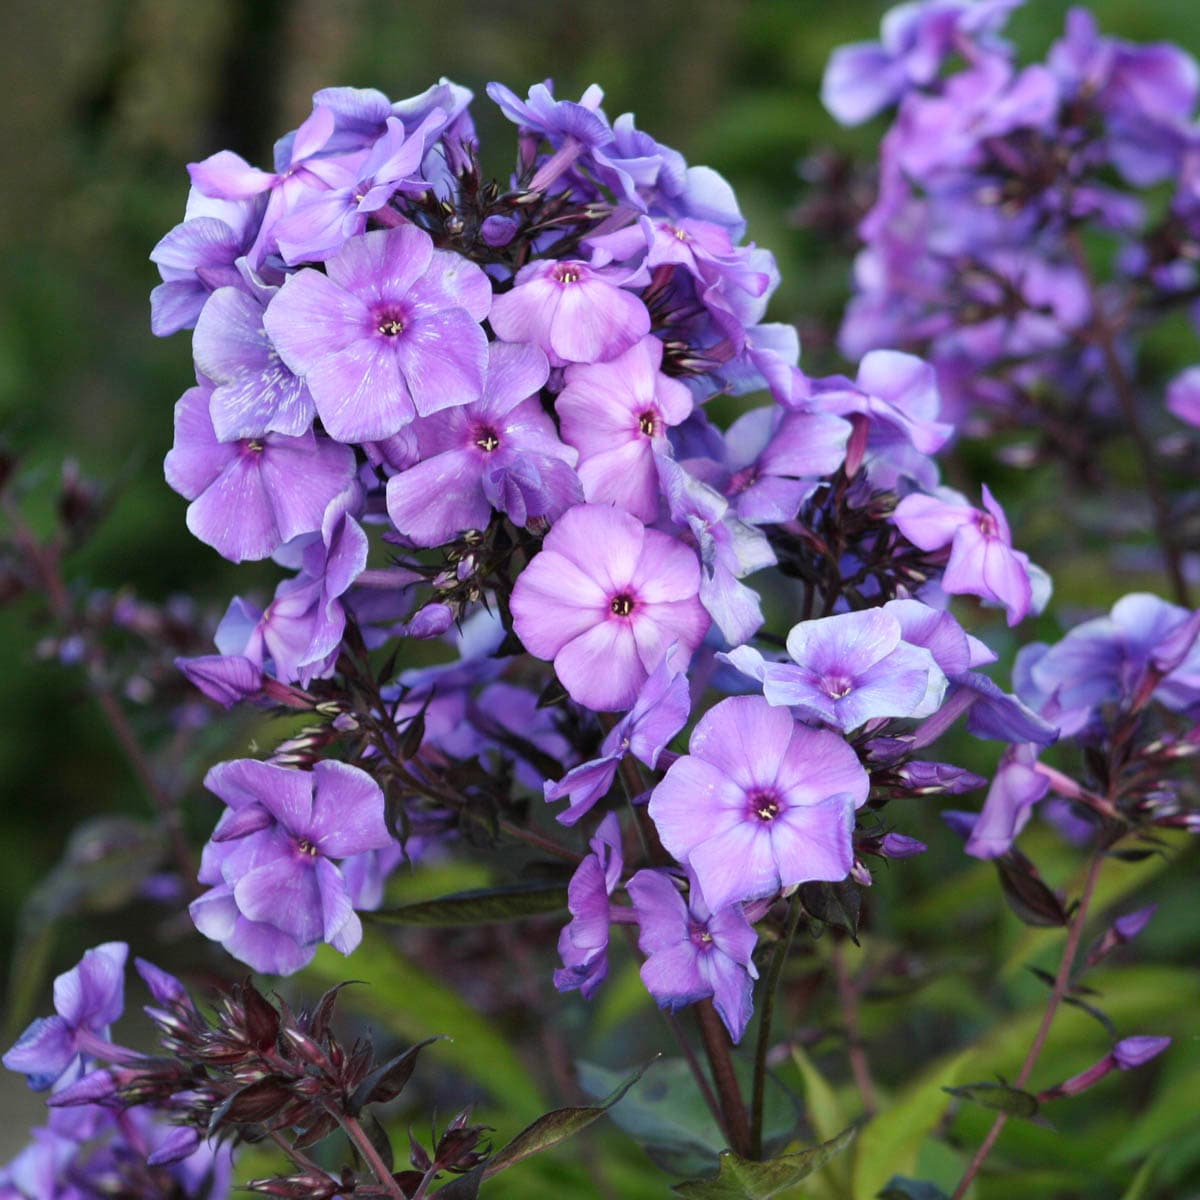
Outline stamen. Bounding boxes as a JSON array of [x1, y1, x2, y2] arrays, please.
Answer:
[[610, 594, 635, 617]]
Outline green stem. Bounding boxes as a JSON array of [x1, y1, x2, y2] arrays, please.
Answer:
[[750, 894, 803, 1157]]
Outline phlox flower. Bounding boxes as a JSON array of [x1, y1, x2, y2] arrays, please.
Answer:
[[628, 868, 758, 1043], [648, 695, 869, 912], [264, 225, 492, 442], [510, 504, 709, 711], [555, 334, 692, 521], [554, 813, 623, 1000]]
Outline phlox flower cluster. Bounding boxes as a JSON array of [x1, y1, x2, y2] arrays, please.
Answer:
[[822, 1, 1200, 439], [150, 63, 1199, 1059]]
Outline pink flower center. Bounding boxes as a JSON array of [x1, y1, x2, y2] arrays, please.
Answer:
[[609, 593, 636, 618], [242, 439, 265, 455], [295, 838, 318, 857], [637, 409, 659, 437], [821, 673, 854, 700], [372, 303, 408, 337], [747, 789, 782, 823], [977, 511, 998, 538], [727, 465, 758, 495], [552, 263, 585, 286], [688, 920, 714, 950]]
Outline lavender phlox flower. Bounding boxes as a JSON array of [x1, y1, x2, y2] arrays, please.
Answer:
[[264, 225, 492, 442], [164, 383, 356, 562], [554, 813, 623, 1000], [1166, 366, 1200, 428], [193, 272, 316, 441], [1020, 593, 1200, 727], [892, 54, 1058, 180], [386, 341, 581, 544], [489, 258, 650, 366], [487, 80, 611, 193], [188, 104, 350, 265], [273, 110, 445, 264], [223, 488, 369, 685], [189, 758, 394, 973], [473, 681, 578, 791], [4, 943, 128, 1091], [1049, 7, 1197, 186], [555, 335, 692, 521], [628, 867, 758, 1043], [656, 454, 775, 646], [1039, 1036, 1171, 1102], [703, 403, 850, 524], [174, 653, 263, 708], [821, 0, 1023, 125], [894, 760, 988, 794], [648, 695, 870, 912], [964, 743, 1050, 858], [804, 350, 952, 488], [315, 79, 473, 156], [544, 644, 691, 825], [510, 503, 709, 711], [724, 609, 948, 733], [149, 192, 263, 336], [893, 484, 1046, 625], [585, 111, 688, 212]]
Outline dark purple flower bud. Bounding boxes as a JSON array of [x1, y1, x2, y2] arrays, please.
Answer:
[[879, 833, 928, 859], [896, 760, 988, 794]]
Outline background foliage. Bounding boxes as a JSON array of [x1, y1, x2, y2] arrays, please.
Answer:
[[1, 1, 1197, 1194]]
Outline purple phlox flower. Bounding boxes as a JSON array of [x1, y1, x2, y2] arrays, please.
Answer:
[[964, 743, 1049, 858], [893, 484, 1047, 625], [487, 80, 611, 193], [274, 110, 445, 264], [315, 79, 473, 155], [386, 340, 581, 544], [164, 382, 356, 563], [1021, 593, 1200, 726], [895, 760, 988, 794], [264, 225, 492, 442], [174, 652, 263, 708], [149, 190, 264, 336], [510, 503, 709, 711], [805, 350, 952, 489], [4, 943, 128, 1091], [555, 335, 692, 521], [955, 668, 1060, 745], [656, 454, 776, 646], [489, 258, 651, 367], [0, 1126, 77, 1198], [710, 403, 850, 524], [473, 681, 578, 792], [1086, 904, 1157, 968], [892, 53, 1058, 183], [878, 832, 929, 859], [189, 758, 394, 973], [586, 111, 688, 212], [628, 867, 758, 1043], [193, 272, 316, 440], [1049, 7, 1197, 186], [554, 813, 624, 1000], [1039, 1036, 1171, 1102], [229, 488, 369, 685], [724, 609, 948, 733], [1167, 366, 1200, 428], [649, 695, 869, 911], [188, 104, 348, 265], [821, 0, 1023, 125], [545, 644, 691, 825], [712, 323, 802, 402]]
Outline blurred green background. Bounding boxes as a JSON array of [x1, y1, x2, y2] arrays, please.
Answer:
[[1, 1, 1198, 1195]]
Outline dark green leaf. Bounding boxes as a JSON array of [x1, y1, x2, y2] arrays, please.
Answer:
[[348, 1036, 443, 1114], [360, 1110, 394, 1172], [671, 1126, 857, 1198], [481, 1058, 656, 1179], [944, 1081, 1040, 1118], [578, 1057, 799, 1177], [798, 880, 862, 943], [366, 882, 569, 926], [995, 856, 1069, 927], [877, 1177, 950, 1200]]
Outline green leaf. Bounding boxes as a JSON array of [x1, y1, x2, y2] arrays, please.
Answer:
[[348, 1036, 443, 1114], [304, 936, 543, 1129], [790, 1046, 852, 1194], [853, 1051, 972, 1200], [483, 1058, 656, 1178], [1117, 1148, 1167, 1200], [877, 1179, 949, 1200], [943, 1081, 1040, 1119], [578, 1057, 799, 1178], [671, 1126, 857, 1198], [994, 855, 1069, 927], [366, 881, 568, 926], [799, 880, 862, 942]]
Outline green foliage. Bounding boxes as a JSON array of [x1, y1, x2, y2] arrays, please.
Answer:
[[368, 881, 569, 926], [672, 1127, 857, 1199]]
